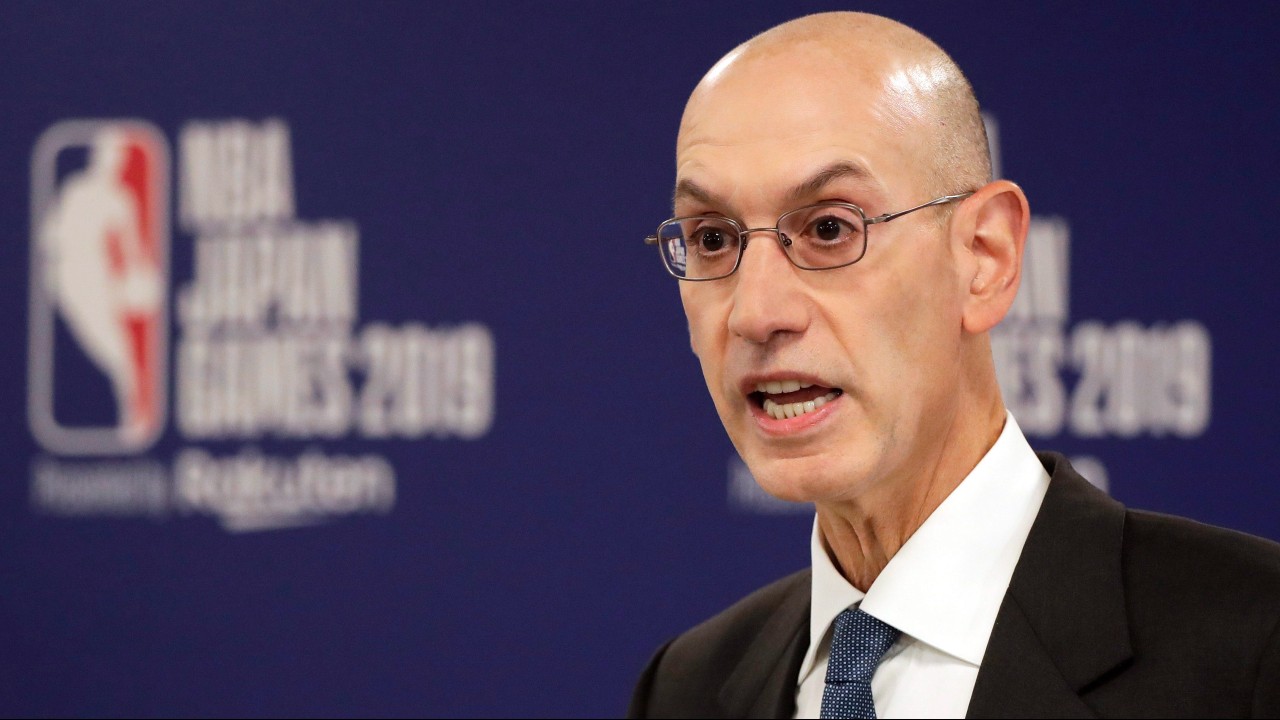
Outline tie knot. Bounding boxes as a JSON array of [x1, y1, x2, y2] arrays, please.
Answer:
[[824, 608, 900, 685]]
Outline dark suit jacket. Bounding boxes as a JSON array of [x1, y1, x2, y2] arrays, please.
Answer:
[[629, 453, 1280, 718]]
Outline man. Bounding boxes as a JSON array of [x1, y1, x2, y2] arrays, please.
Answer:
[[629, 11, 1280, 719]]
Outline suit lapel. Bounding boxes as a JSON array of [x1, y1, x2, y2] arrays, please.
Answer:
[[967, 453, 1133, 718], [718, 572, 811, 719]]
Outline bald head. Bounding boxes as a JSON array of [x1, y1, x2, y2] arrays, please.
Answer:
[[681, 12, 991, 199]]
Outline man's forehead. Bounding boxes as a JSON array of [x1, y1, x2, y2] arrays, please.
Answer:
[[673, 45, 931, 210], [673, 107, 913, 214], [678, 46, 889, 141]]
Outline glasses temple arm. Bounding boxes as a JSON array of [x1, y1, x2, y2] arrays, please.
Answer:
[[864, 192, 975, 225]]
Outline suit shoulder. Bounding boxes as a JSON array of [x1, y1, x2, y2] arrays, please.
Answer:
[[632, 569, 809, 718], [1125, 509, 1280, 578], [1123, 509, 1280, 613], [671, 568, 811, 654]]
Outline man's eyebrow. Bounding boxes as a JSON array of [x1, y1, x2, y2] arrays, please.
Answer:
[[672, 178, 719, 211], [787, 161, 879, 204], [672, 161, 881, 214]]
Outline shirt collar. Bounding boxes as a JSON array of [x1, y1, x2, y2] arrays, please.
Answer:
[[801, 411, 1050, 678]]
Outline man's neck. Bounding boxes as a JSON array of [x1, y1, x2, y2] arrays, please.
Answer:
[[816, 399, 1007, 591]]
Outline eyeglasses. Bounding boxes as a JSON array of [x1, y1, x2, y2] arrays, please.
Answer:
[[644, 192, 973, 281]]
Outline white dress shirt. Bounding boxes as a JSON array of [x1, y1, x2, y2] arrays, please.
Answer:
[[794, 412, 1051, 719]]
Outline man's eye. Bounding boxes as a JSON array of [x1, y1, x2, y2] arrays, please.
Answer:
[[815, 218, 844, 241], [695, 228, 729, 252], [811, 216, 854, 242]]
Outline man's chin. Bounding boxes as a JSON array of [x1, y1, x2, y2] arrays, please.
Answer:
[[745, 455, 858, 505]]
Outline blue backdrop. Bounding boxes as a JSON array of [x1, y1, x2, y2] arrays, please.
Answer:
[[1, 2, 1277, 716]]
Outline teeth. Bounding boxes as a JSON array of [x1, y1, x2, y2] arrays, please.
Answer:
[[762, 391, 840, 421], [754, 380, 817, 393]]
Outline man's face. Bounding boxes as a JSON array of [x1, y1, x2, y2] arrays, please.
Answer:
[[675, 47, 970, 504]]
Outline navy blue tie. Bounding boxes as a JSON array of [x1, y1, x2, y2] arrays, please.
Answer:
[[819, 608, 901, 719]]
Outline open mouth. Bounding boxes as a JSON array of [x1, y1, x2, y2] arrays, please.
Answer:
[[748, 380, 843, 421]]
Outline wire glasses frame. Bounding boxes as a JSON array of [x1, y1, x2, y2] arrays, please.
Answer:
[[644, 192, 974, 281]]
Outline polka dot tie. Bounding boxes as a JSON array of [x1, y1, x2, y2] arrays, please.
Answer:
[[819, 608, 901, 719]]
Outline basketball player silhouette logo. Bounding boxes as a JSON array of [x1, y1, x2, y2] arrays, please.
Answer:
[[29, 121, 170, 455]]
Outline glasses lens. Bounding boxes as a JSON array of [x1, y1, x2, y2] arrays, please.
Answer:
[[658, 216, 741, 279], [778, 204, 867, 269]]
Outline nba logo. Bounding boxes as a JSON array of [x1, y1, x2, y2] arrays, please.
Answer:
[[28, 120, 170, 455]]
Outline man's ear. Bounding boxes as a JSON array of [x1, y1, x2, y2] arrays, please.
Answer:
[[952, 180, 1030, 334]]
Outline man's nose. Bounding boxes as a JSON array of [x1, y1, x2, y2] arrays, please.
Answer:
[[726, 230, 810, 344]]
